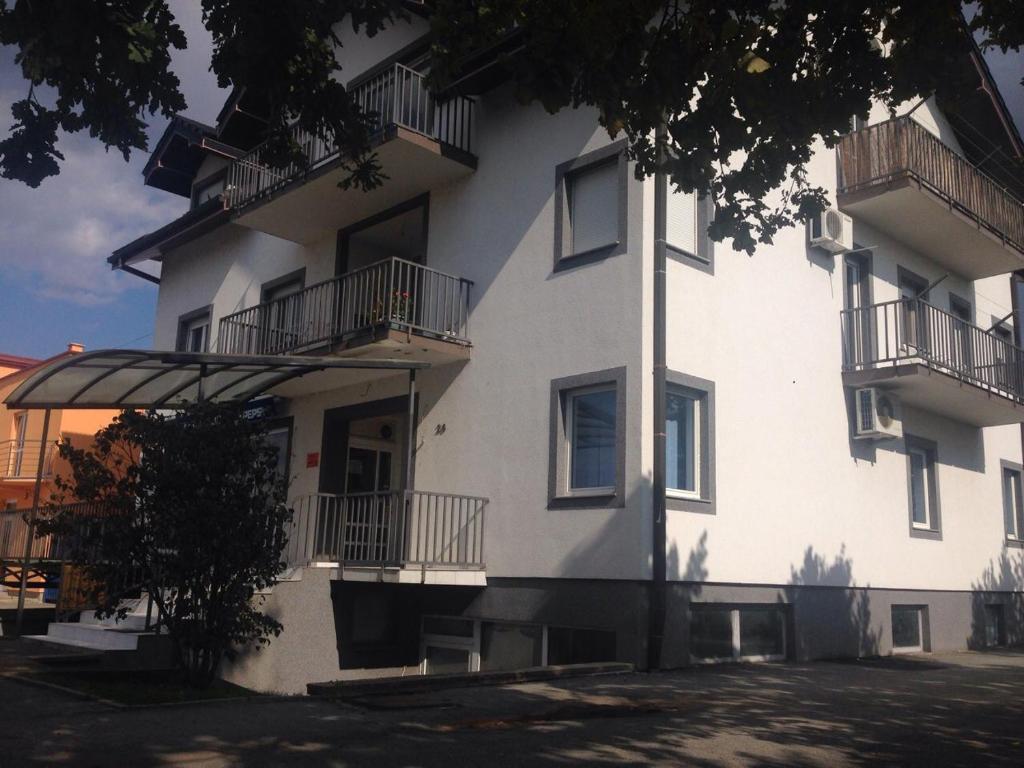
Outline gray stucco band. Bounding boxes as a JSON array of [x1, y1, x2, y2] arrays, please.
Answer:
[[548, 366, 628, 509], [659, 580, 1024, 667], [905, 433, 942, 540], [664, 369, 716, 514], [553, 139, 631, 271]]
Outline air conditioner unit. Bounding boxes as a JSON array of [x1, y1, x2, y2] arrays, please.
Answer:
[[854, 388, 903, 440], [810, 207, 854, 253]]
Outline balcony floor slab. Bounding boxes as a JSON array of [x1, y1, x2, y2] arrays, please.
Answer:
[[842, 362, 1024, 427], [312, 563, 486, 587]]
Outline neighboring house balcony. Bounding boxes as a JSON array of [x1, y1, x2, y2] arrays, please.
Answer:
[[283, 490, 487, 585], [217, 257, 472, 364], [225, 63, 477, 243], [0, 440, 55, 482], [836, 116, 1024, 280], [841, 297, 1024, 426]]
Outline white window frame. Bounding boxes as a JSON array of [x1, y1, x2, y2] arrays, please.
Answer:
[[891, 606, 925, 654], [418, 615, 481, 674], [666, 388, 702, 500], [908, 446, 932, 530], [689, 606, 787, 664], [566, 384, 617, 496], [1003, 464, 1024, 542]]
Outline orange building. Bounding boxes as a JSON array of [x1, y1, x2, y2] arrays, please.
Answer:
[[0, 344, 120, 511]]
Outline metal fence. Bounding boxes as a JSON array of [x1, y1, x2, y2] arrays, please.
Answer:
[[284, 490, 487, 569], [841, 298, 1024, 401], [226, 62, 475, 209], [0, 501, 109, 562], [0, 439, 55, 480], [218, 257, 472, 355], [836, 116, 1024, 252]]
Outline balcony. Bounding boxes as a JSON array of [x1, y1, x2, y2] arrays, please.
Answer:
[[225, 63, 477, 243], [836, 117, 1024, 279], [0, 440, 55, 482], [284, 490, 487, 585], [217, 258, 471, 364], [841, 298, 1024, 426]]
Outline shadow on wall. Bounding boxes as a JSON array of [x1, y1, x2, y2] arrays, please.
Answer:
[[784, 545, 881, 660], [969, 552, 1024, 650]]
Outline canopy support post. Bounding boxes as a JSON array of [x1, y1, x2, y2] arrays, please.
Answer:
[[15, 408, 51, 637]]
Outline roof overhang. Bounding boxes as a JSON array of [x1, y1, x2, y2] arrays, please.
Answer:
[[3, 349, 428, 410], [109, 197, 230, 269]]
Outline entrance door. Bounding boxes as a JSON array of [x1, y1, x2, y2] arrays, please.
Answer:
[[9, 412, 27, 477], [344, 438, 398, 563], [948, 297, 973, 375], [899, 271, 929, 353], [844, 255, 871, 365]]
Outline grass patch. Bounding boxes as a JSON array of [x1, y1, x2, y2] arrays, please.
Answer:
[[26, 668, 259, 705]]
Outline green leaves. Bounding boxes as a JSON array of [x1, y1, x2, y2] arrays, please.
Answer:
[[0, 99, 64, 187], [41, 403, 290, 688]]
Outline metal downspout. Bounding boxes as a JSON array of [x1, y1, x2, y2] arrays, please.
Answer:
[[648, 123, 668, 670]]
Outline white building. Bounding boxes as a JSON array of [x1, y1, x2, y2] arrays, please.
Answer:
[[98, 16, 1024, 692]]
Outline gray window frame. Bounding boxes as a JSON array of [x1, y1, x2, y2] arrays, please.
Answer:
[[548, 367, 627, 509], [190, 168, 227, 209], [260, 268, 307, 303], [904, 434, 941, 540], [665, 370, 716, 514], [554, 141, 629, 271], [897, 265, 930, 299], [1000, 459, 1024, 548], [663, 177, 715, 274], [176, 304, 213, 353]]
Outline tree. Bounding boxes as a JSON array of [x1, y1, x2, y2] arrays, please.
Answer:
[[1, 1, 1021, 251], [38, 403, 289, 688]]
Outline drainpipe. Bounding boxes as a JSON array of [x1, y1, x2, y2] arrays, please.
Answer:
[[648, 122, 668, 670]]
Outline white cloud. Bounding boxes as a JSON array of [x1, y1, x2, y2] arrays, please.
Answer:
[[0, 136, 185, 306]]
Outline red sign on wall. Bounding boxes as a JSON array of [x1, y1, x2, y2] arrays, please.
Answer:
[[306, 452, 320, 468]]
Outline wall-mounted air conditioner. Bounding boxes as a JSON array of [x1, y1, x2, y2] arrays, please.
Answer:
[[854, 387, 903, 440], [810, 207, 854, 253]]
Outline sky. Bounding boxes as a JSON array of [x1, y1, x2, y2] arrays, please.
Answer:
[[0, 7, 1022, 360]]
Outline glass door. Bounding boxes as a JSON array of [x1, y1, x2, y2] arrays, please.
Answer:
[[899, 274, 929, 354], [9, 412, 27, 477], [345, 441, 396, 562], [844, 256, 870, 365]]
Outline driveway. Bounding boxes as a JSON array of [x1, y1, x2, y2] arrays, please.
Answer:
[[2, 650, 1023, 767]]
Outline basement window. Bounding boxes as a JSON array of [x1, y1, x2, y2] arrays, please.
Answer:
[[690, 605, 786, 662]]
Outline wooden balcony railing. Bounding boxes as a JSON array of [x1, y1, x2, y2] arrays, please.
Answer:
[[226, 62, 475, 210], [841, 298, 1024, 402], [217, 257, 472, 356], [836, 116, 1024, 253], [283, 490, 487, 569]]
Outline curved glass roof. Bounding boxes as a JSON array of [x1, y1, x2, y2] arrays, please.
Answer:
[[4, 349, 427, 410]]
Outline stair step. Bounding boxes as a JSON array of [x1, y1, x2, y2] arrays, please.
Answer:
[[33, 622, 143, 651]]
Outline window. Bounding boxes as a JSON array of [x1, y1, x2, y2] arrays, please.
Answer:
[[420, 615, 479, 675], [265, 419, 293, 487], [261, 270, 306, 352], [176, 306, 212, 353], [690, 605, 787, 662], [568, 386, 617, 492], [891, 605, 927, 653], [554, 142, 628, 268], [191, 171, 226, 209], [1002, 462, 1024, 543], [550, 368, 626, 507], [949, 294, 972, 370], [665, 180, 714, 272], [905, 435, 940, 538], [984, 604, 1006, 647], [992, 320, 1014, 389], [666, 372, 715, 513]]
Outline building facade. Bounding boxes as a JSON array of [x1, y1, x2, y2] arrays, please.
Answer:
[[108, 15, 1024, 692]]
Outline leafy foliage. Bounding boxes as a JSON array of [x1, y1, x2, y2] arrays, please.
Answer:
[[38, 403, 289, 688], [0, 1, 1021, 247]]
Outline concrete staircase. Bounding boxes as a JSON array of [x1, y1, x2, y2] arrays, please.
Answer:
[[26, 594, 157, 651]]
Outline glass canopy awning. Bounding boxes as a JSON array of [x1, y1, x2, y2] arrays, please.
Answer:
[[4, 349, 428, 410]]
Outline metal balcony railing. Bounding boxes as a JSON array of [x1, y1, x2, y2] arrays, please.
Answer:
[[226, 62, 475, 209], [283, 490, 487, 569], [0, 502, 109, 562], [841, 298, 1024, 402], [836, 116, 1024, 253], [0, 440, 56, 480], [218, 257, 472, 356]]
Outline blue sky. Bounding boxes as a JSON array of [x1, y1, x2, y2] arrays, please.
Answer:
[[0, 8, 1021, 360]]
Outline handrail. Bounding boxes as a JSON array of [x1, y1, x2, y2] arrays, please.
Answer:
[[217, 257, 472, 356], [283, 490, 487, 569], [841, 297, 1024, 401], [0, 501, 110, 562], [837, 116, 1024, 252], [0, 439, 56, 480], [225, 62, 475, 210]]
